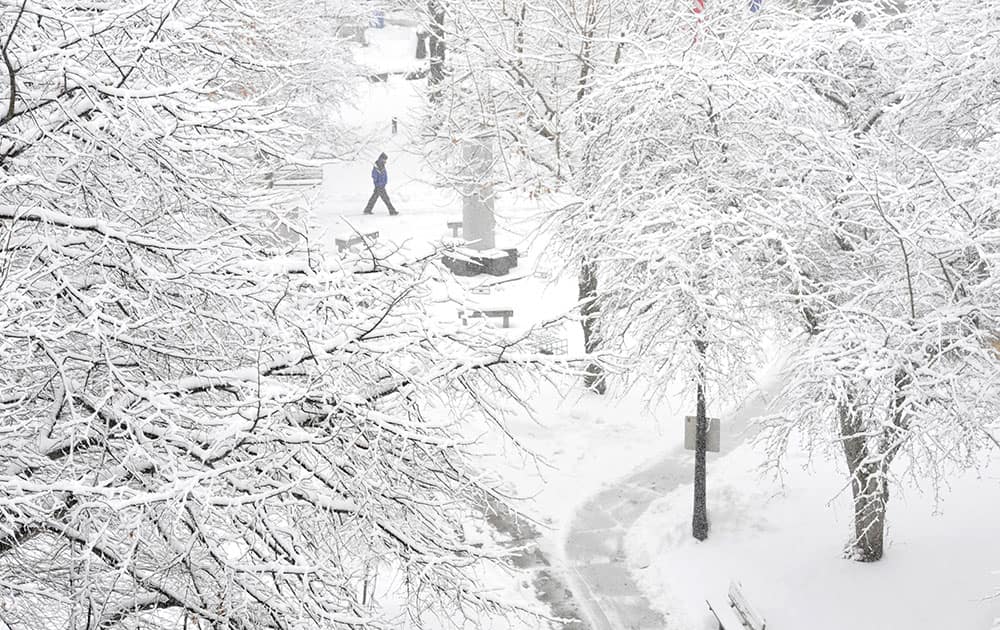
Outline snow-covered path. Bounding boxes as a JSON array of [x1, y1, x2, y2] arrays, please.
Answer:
[[563, 376, 783, 630]]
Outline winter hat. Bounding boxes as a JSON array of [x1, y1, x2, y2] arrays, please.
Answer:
[[377, 152, 388, 162]]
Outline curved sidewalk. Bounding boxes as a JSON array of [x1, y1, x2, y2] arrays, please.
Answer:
[[562, 378, 782, 630]]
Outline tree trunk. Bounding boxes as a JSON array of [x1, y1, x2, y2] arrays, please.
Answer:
[[575, 0, 598, 104], [415, 31, 428, 59], [579, 257, 605, 394], [513, 3, 525, 87], [839, 400, 888, 562], [849, 462, 888, 561], [692, 338, 709, 540], [428, 0, 445, 90]]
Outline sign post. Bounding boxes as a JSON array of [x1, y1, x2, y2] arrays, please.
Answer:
[[691, 340, 711, 541], [684, 416, 720, 452]]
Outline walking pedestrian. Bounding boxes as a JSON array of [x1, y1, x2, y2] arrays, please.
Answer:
[[363, 152, 398, 215]]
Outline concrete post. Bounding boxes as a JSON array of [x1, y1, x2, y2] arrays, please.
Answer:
[[461, 138, 495, 251]]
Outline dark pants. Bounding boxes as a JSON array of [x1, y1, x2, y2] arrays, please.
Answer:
[[364, 187, 397, 214]]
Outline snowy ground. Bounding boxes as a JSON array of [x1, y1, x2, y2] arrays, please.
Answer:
[[627, 438, 1000, 630], [314, 23, 1000, 630]]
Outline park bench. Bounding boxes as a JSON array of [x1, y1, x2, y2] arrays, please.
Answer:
[[335, 231, 379, 253], [447, 220, 462, 237], [265, 166, 324, 189], [458, 307, 514, 328], [706, 581, 767, 630]]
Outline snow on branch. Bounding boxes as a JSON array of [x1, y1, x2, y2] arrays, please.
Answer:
[[0, 205, 209, 251]]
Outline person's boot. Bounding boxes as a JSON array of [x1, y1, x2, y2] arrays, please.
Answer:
[[389, 210, 399, 216]]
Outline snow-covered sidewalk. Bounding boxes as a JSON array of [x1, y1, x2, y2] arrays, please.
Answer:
[[563, 375, 783, 630]]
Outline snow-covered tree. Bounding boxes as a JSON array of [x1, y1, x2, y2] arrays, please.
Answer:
[[555, 0, 1000, 559], [0, 2, 554, 627], [759, 0, 1000, 561], [421, 0, 661, 392], [552, 1, 819, 538]]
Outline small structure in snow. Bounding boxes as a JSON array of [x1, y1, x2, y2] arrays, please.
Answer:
[[442, 247, 517, 277]]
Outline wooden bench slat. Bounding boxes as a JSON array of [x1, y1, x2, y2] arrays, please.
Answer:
[[266, 167, 324, 188], [728, 581, 767, 630], [706, 599, 744, 630], [335, 231, 379, 252]]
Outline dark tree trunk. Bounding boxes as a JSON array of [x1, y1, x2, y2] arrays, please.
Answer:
[[415, 31, 428, 60], [579, 257, 605, 394], [692, 338, 709, 541], [839, 399, 889, 562], [513, 3, 525, 86], [849, 462, 888, 561], [428, 0, 445, 90]]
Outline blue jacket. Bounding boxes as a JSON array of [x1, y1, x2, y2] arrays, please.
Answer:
[[371, 164, 388, 188]]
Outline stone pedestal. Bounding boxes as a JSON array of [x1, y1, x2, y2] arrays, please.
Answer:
[[442, 247, 517, 277], [477, 249, 513, 276], [442, 249, 480, 276]]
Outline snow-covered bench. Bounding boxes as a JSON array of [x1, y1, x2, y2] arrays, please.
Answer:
[[335, 231, 379, 253], [707, 581, 766, 630], [458, 307, 513, 328], [265, 166, 324, 188]]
